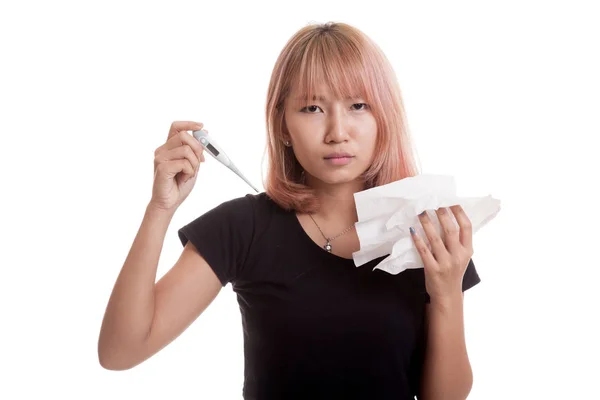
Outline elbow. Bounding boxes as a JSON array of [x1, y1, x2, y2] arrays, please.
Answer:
[[98, 347, 131, 371], [419, 374, 474, 400], [97, 337, 139, 371], [98, 350, 138, 371], [98, 357, 131, 371], [454, 374, 475, 400]]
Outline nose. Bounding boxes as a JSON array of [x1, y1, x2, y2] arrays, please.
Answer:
[[324, 106, 350, 144]]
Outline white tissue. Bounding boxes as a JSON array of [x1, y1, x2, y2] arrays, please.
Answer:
[[352, 174, 501, 275]]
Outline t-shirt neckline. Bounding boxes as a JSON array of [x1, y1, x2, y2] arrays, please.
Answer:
[[287, 209, 357, 264]]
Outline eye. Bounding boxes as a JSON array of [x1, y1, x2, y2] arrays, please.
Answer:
[[300, 105, 322, 113], [300, 103, 370, 113], [352, 103, 369, 111]]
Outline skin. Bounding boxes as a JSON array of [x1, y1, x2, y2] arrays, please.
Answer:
[[100, 90, 475, 398], [283, 83, 378, 190], [413, 207, 475, 400], [284, 85, 475, 399], [282, 83, 377, 259]]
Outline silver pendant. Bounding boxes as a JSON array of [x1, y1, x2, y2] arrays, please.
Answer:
[[324, 242, 332, 252]]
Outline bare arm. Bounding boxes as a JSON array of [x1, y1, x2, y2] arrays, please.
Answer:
[[419, 293, 473, 400], [97, 203, 222, 370]]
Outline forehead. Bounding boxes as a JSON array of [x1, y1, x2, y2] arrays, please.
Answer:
[[289, 83, 359, 102], [290, 82, 329, 97]]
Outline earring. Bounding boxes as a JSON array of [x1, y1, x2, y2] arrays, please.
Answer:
[[284, 140, 291, 147]]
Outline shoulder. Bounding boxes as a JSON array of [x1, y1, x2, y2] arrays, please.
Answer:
[[214, 192, 279, 216], [190, 192, 283, 231], [176, 194, 276, 286]]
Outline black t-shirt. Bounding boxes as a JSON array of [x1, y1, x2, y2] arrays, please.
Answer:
[[178, 192, 480, 400]]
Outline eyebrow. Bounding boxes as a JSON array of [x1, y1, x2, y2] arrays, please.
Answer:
[[293, 95, 361, 101]]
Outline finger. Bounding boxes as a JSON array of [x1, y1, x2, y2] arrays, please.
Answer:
[[155, 145, 200, 172], [435, 207, 461, 253], [162, 130, 206, 161], [449, 205, 473, 250], [180, 130, 205, 164], [418, 210, 449, 261], [156, 159, 194, 180], [175, 159, 195, 184], [409, 226, 437, 268], [198, 129, 207, 163], [167, 121, 204, 140], [155, 128, 198, 156]]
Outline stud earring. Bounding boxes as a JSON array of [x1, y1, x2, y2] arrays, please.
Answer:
[[284, 140, 291, 147]]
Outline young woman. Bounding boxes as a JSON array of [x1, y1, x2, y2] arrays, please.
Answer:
[[98, 22, 480, 400]]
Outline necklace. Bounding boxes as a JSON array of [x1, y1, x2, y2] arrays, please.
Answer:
[[308, 214, 355, 252]]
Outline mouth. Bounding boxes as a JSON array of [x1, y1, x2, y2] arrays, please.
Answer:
[[324, 152, 354, 160], [324, 152, 354, 166]]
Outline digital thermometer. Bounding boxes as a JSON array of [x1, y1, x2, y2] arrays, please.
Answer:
[[192, 129, 259, 193]]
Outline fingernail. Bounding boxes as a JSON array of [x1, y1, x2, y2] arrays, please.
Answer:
[[409, 227, 416, 235], [419, 211, 426, 216]]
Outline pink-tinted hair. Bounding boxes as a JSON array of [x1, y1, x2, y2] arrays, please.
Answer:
[[263, 21, 421, 213]]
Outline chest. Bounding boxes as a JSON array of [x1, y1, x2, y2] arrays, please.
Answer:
[[295, 212, 360, 259], [232, 211, 427, 352], [234, 250, 426, 350]]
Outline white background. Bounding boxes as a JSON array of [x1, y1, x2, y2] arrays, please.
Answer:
[[1, 0, 598, 399]]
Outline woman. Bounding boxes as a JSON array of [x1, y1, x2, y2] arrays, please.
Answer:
[[98, 22, 480, 400]]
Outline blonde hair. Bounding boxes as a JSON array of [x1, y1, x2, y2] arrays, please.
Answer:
[[263, 21, 421, 213]]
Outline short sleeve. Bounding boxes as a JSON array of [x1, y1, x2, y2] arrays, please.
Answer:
[[423, 258, 481, 304], [177, 195, 255, 287]]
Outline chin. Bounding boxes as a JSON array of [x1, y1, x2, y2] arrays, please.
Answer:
[[311, 170, 366, 186]]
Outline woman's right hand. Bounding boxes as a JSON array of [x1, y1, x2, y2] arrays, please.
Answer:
[[149, 121, 206, 213]]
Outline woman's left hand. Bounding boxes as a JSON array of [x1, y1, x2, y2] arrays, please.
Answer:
[[410, 205, 474, 302]]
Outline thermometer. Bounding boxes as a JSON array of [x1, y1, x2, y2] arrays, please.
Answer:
[[192, 129, 259, 193]]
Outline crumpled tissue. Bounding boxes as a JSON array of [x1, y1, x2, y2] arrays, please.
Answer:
[[352, 174, 501, 275]]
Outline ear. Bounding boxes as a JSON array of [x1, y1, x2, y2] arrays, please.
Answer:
[[281, 121, 292, 146]]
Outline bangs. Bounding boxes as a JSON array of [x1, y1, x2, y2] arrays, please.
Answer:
[[265, 22, 420, 213], [292, 33, 375, 106]]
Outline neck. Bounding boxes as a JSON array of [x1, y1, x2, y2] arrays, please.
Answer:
[[307, 177, 364, 226]]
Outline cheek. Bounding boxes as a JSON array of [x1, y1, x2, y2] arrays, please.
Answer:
[[359, 131, 378, 154], [292, 141, 317, 163]]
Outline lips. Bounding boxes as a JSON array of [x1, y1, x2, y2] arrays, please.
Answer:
[[324, 152, 353, 159], [324, 152, 354, 166]]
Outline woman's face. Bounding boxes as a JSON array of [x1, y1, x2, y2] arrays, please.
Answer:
[[283, 83, 378, 188]]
